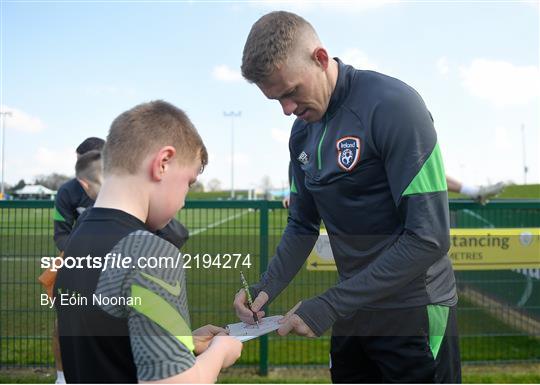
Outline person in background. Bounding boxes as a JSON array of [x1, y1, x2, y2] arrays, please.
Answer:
[[282, 170, 505, 208], [41, 147, 104, 384], [53, 137, 105, 252]]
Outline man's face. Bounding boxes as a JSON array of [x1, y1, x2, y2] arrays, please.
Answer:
[[258, 57, 329, 123], [78, 176, 102, 201], [85, 178, 102, 201]]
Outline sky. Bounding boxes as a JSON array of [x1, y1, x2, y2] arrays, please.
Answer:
[[1, 0, 539, 192]]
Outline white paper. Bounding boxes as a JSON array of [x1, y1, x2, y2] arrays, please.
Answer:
[[226, 315, 283, 342]]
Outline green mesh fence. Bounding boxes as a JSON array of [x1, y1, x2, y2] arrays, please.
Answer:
[[0, 200, 539, 372]]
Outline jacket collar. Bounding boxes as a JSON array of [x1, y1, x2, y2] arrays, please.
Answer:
[[325, 57, 352, 120]]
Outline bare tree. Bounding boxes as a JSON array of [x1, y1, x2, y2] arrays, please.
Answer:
[[207, 178, 222, 192], [190, 181, 205, 192], [260, 175, 273, 191], [34, 173, 71, 191], [8, 179, 26, 194]]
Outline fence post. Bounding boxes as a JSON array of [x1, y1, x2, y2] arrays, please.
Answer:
[[258, 200, 269, 376]]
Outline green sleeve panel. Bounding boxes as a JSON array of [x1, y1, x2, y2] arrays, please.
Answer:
[[403, 143, 447, 196], [427, 304, 450, 359], [290, 177, 298, 194], [53, 207, 66, 222]]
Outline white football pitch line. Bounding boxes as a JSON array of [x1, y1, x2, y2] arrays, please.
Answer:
[[1, 209, 254, 261], [189, 209, 251, 236]]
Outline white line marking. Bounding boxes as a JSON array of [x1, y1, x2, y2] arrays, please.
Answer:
[[190, 209, 251, 236]]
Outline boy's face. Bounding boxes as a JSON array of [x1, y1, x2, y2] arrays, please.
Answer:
[[147, 156, 201, 231]]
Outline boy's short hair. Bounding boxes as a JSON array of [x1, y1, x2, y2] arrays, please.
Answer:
[[75, 150, 102, 184], [241, 11, 316, 84], [76, 137, 105, 155], [103, 100, 208, 175]]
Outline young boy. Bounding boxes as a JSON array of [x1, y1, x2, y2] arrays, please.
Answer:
[[43, 141, 195, 384], [54, 100, 242, 383]]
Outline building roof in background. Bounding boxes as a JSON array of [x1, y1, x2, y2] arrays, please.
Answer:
[[14, 184, 56, 195]]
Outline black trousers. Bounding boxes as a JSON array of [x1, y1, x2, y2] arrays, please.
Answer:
[[330, 305, 461, 383]]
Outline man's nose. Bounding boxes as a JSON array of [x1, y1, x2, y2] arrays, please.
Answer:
[[280, 99, 297, 116]]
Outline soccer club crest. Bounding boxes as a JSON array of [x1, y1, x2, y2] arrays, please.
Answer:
[[336, 136, 361, 171]]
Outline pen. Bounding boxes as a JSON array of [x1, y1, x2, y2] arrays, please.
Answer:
[[240, 271, 260, 329]]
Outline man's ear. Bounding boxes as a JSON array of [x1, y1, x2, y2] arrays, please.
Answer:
[[77, 178, 89, 192], [150, 146, 176, 182], [312, 47, 330, 70]]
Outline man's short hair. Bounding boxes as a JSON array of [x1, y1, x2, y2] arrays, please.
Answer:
[[102, 100, 208, 176], [75, 150, 102, 184], [241, 11, 316, 84], [76, 137, 105, 155]]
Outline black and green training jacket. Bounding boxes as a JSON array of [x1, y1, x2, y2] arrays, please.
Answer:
[[252, 59, 457, 336]]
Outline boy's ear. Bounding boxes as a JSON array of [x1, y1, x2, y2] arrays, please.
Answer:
[[150, 146, 176, 181]]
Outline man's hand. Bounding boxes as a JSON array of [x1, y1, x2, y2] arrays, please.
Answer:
[[192, 324, 227, 355], [233, 289, 268, 324], [277, 302, 316, 338], [282, 195, 290, 209]]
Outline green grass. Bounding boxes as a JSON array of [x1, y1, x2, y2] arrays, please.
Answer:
[[188, 183, 539, 201], [448, 183, 540, 199], [188, 183, 540, 200], [2, 363, 540, 383]]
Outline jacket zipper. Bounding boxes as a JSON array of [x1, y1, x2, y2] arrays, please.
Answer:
[[317, 118, 328, 171]]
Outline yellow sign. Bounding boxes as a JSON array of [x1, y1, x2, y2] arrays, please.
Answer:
[[307, 228, 540, 271]]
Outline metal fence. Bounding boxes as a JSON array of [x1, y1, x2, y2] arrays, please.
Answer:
[[0, 199, 539, 373]]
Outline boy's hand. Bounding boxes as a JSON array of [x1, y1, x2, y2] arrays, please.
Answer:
[[233, 289, 268, 324], [209, 335, 243, 368], [192, 325, 227, 355]]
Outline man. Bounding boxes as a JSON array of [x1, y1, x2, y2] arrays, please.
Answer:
[[234, 11, 461, 383]]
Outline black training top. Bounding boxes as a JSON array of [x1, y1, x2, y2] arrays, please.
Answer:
[[55, 208, 194, 383], [53, 178, 94, 251], [252, 59, 457, 336]]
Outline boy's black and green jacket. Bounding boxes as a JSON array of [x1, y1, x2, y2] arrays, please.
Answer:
[[252, 59, 457, 336]]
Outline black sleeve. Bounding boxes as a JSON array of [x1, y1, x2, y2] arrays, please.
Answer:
[[155, 219, 189, 249], [53, 186, 76, 252], [251, 135, 321, 302]]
